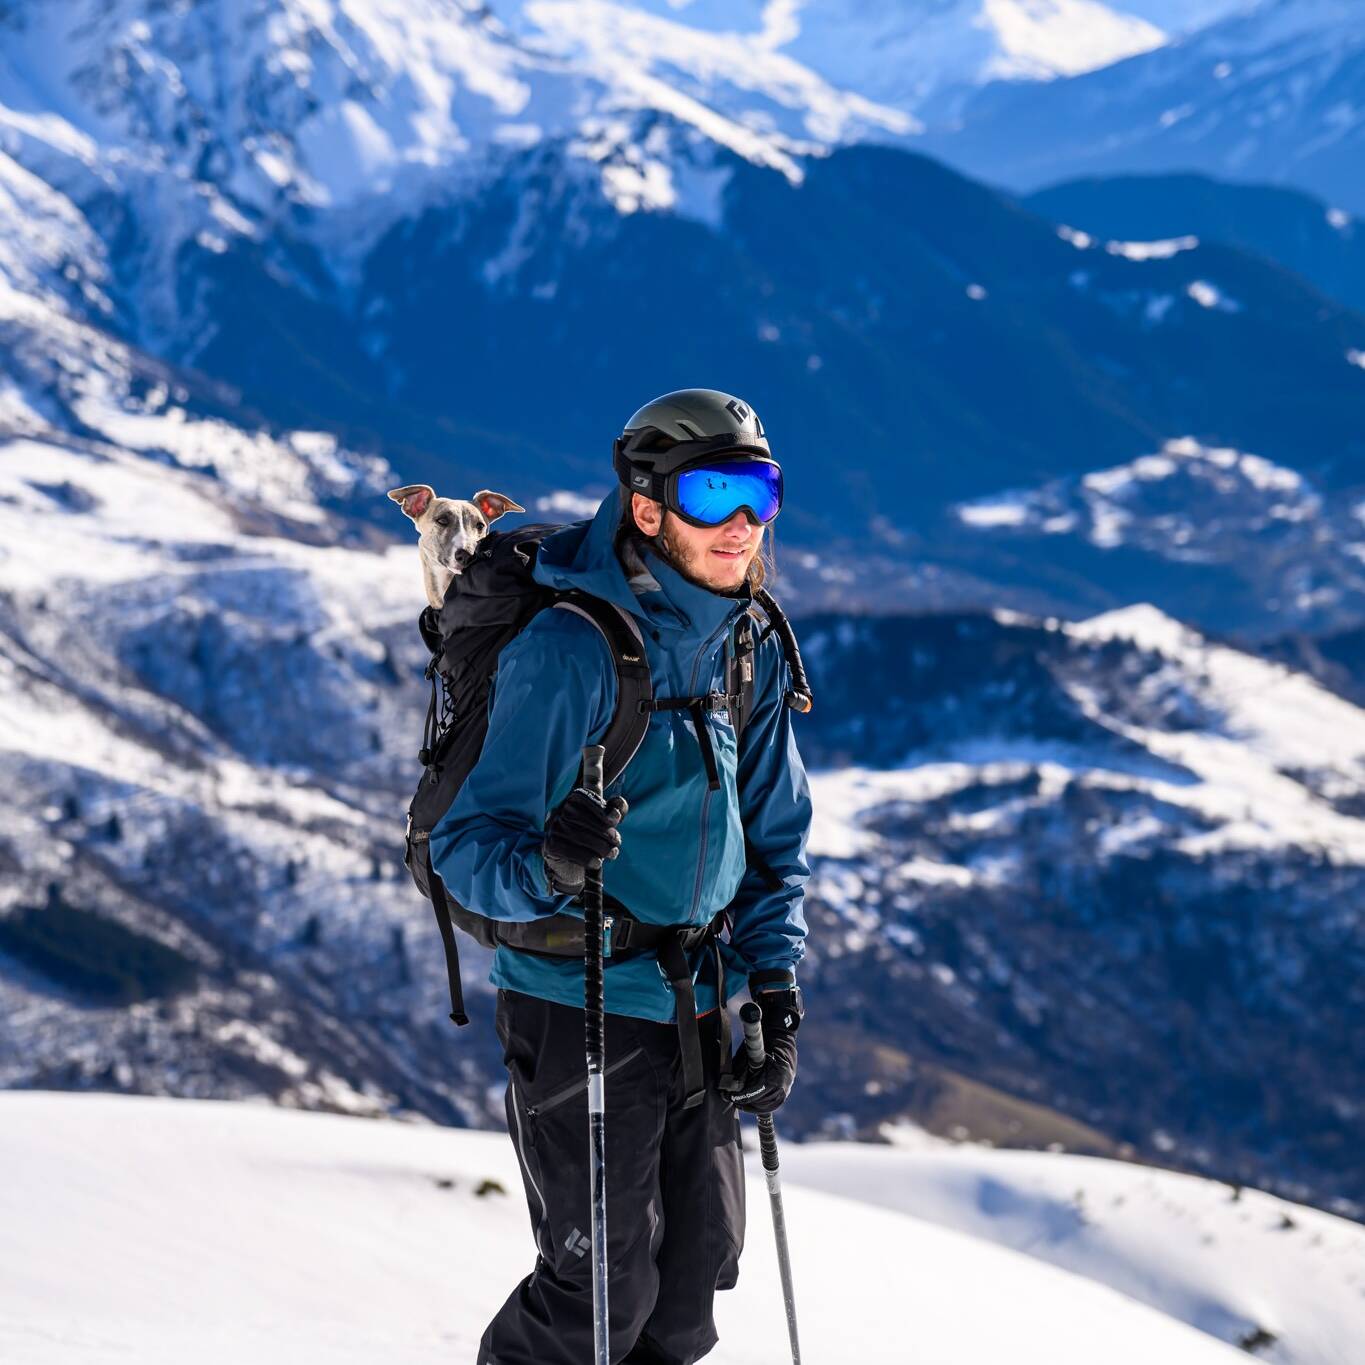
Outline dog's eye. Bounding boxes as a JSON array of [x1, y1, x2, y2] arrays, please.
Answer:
[[475, 523, 486, 535], [435, 514, 452, 527]]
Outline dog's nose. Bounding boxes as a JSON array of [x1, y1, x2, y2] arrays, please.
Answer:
[[452, 548, 473, 568]]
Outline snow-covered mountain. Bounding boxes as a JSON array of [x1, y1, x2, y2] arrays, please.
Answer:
[[0, 0, 913, 333], [5, 383, 1365, 1215], [5, 1094, 1360, 1363], [793, 602, 1365, 1215], [923, 0, 1365, 213], [949, 438, 1365, 637], [506, 0, 1175, 126], [5, 0, 1365, 1238], [0, 0, 1277, 338], [4, 0, 1363, 572]]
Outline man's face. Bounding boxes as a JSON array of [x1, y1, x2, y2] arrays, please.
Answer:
[[632, 493, 762, 593]]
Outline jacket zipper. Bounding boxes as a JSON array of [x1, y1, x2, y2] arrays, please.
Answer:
[[524, 1044, 647, 1118], [685, 613, 738, 921]]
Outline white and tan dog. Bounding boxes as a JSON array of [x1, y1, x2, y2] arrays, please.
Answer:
[[388, 484, 526, 608]]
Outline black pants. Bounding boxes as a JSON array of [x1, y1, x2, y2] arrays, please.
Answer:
[[478, 989, 745, 1365]]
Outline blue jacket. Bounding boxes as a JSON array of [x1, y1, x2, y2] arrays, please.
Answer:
[[429, 486, 812, 1022]]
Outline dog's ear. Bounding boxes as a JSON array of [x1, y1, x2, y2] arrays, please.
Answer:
[[388, 484, 436, 521], [473, 490, 527, 523]]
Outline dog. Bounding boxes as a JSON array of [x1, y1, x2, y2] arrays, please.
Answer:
[[388, 484, 526, 608]]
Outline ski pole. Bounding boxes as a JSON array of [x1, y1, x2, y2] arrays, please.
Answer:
[[741, 1001, 801, 1365], [580, 745, 610, 1365]]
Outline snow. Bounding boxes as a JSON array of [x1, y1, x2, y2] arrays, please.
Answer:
[[951, 438, 1320, 559], [1058, 223, 1095, 248], [0, 419, 420, 910], [799, 589, 1365, 889], [957, 495, 1031, 527], [673, 0, 1169, 116], [980, 0, 1164, 80], [779, 1142, 1365, 1365], [4, 1091, 1343, 1365], [0, 147, 110, 317], [1186, 279, 1242, 312], [0, 0, 1218, 312], [0, 0, 916, 294], [535, 489, 602, 518], [1069, 603, 1365, 860], [1105, 234, 1199, 260]]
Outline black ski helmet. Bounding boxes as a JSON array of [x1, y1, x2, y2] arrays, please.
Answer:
[[613, 388, 770, 502]]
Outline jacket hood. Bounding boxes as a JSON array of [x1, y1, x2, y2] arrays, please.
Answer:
[[532, 486, 751, 638]]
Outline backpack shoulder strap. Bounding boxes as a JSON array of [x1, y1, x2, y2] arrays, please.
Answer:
[[551, 592, 653, 786], [733, 589, 814, 747], [731, 609, 759, 745]]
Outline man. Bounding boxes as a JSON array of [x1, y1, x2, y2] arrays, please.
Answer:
[[430, 388, 812, 1365]]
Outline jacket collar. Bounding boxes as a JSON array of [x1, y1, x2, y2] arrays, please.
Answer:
[[532, 487, 751, 640]]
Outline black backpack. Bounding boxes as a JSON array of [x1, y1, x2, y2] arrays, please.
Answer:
[[403, 519, 812, 1026]]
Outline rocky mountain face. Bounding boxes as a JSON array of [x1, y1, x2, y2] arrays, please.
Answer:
[[1025, 173, 1365, 315], [794, 606, 1365, 1214]]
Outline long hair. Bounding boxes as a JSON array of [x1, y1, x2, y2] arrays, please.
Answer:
[[614, 488, 775, 592]]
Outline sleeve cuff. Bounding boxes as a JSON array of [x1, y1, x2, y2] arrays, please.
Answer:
[[749, 967, 796, 994]]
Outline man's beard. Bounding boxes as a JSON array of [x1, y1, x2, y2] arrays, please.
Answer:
[[654, 515, 749, 594]]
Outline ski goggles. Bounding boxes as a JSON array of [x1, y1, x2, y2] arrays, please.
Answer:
[[667, 456, 784, 528]]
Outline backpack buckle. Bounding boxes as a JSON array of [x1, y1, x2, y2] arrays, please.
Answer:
[[703, 691, 732, 715]]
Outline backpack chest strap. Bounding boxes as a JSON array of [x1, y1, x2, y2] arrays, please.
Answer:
[[638, 693, 740, 791]]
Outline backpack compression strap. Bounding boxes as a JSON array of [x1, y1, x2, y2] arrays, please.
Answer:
[[429, 592, 652, 1028]]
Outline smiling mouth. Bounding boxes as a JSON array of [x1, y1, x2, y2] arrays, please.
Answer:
[[712, 546, 748, 559]]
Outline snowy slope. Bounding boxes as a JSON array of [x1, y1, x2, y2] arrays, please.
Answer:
[[4, 1092, 1343, 1365], [782, 1138, 1365, 1364]]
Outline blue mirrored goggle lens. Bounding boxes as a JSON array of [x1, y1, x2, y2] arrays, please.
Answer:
[[674, 459, 783, 526]]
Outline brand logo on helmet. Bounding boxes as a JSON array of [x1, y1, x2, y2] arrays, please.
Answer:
[[632, 474, 650, 488], [725, 399, 750, 424]]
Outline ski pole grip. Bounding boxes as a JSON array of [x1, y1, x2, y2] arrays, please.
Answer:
[[741, 1001, 766, 1069], [740, 1003, 781, 1174], [581, 745, 605, 800]]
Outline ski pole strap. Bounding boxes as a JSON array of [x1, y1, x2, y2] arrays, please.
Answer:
[[427, 867, 469, 1027]]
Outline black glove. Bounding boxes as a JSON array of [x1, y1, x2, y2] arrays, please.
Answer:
[[729, 989, 802, 1116], [542, 788, 629, 896]]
